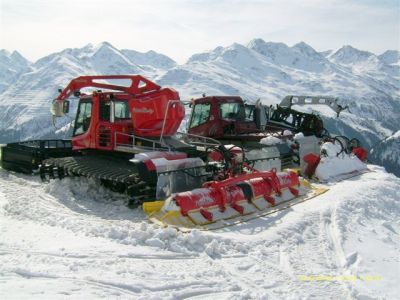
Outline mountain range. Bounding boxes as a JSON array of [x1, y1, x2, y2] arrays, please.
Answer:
[[0, 39, 399, 175]]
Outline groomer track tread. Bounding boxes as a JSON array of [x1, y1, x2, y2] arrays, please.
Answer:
[[40, 155, 154, 199], [43, 155, 137, 180]]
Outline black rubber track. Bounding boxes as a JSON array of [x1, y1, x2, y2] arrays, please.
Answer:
[[40, 155, 156, 201]]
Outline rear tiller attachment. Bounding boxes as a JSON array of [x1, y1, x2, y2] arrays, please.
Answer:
[[144, 169, 327, 230]]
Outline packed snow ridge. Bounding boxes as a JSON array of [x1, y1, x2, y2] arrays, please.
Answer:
[[0, 165, 399, 299]]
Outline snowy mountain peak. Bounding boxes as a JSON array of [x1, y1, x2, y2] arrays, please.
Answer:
[[91, 41, 120, 54], [98, 41, 113, 47], [330, 45, 376, 65], [217, 43, 257, 64], [0, 49, 11, 57], [223, 42, 250, 55], [83, 43, 94, 48], [0, 49, 30, 66], [31, 42, 180, 79], [378, 50, 400, 65], [91, 41, 125, 58], [121, 49, 177, 70], [188, 42, 256, 64], [187, 46, 225, 63], [10, 51, 30, 66], [247, 39, 328, 71], [247, 38, 280, 50], [246, 38, 266, 47], [0, 49, 32, 94], [0, 49, 31, 73], [247, 39, 290, 57], [74, 42, 143, 75], [292, 41, 321, 57]]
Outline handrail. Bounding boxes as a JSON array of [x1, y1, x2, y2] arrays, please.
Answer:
[[176, 132, 221, 147], [113, 131, 220, 153], [114, 131, 171, 152]]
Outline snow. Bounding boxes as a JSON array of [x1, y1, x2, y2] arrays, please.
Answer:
[[121, 49, 177, 70], [330, 45, 376, 65], [282, 130, 293, 137], [0, 38, 399, 297], [378, 50, 400, 66], [315, 142, 367, 182], [259, 135, 283, 146], [292, 104, 337, 118], [294, 132, 305, 140], [370, 130, 400, 177], [0, 165, 399, 299], [388, 130, 400, 140]]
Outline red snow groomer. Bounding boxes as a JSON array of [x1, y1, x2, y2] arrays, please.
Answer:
[[1, 75, 208, 201], [0, 74, 328, 229]]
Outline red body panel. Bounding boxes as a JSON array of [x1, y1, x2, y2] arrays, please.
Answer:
[[352, 147, 368, 161], [55, 75, 183, 151], [128, 88, 183, 137], [174, 170, 300, 217], [303, 153, 321, 178]]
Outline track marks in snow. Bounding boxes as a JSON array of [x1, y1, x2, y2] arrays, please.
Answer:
[[1, 167, 400, 299], [0, 171, 248, 257], [319, 208, 355, 298]]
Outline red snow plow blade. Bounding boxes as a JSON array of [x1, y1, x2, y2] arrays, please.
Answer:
[[144, 169, 327, 230]]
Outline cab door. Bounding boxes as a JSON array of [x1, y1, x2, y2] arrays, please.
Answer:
[[96, 99, 113, 150], [72, 99, 94, 150], [187, 102, 214, 136]]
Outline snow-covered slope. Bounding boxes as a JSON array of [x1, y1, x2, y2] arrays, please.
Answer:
[[158, 39, 399, 175], [121, 49, 177, 70], [0, 50, 31, 94], [0, 42, 176, 142], [370, 130, 400, 176], [329, 45, 400, 85], [0, 165, 399, 299], [378, 50, 400, 66], [0, 39, 399, 175]]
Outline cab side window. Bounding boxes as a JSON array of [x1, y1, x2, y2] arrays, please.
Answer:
[[245, 105, 254, 121], [220, 102, 244, 120], [114, 101, 131, 120], [189, 103, 211, 128]]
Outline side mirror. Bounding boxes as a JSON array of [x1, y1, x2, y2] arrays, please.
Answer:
[[63, 100, 70, 114], [51, 100, 69, 117], [51, 100, 63, 117]]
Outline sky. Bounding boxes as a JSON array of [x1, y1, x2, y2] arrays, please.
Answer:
[[0, 0, 399, 63]]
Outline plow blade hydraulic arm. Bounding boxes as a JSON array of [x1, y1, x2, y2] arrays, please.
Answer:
[[52, 75, 161, 117]]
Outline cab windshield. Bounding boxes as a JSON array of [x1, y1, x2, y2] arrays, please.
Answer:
[[189, 103, 211, 128], [220, 102, 244, 120], [73, 100, 92, 136]]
